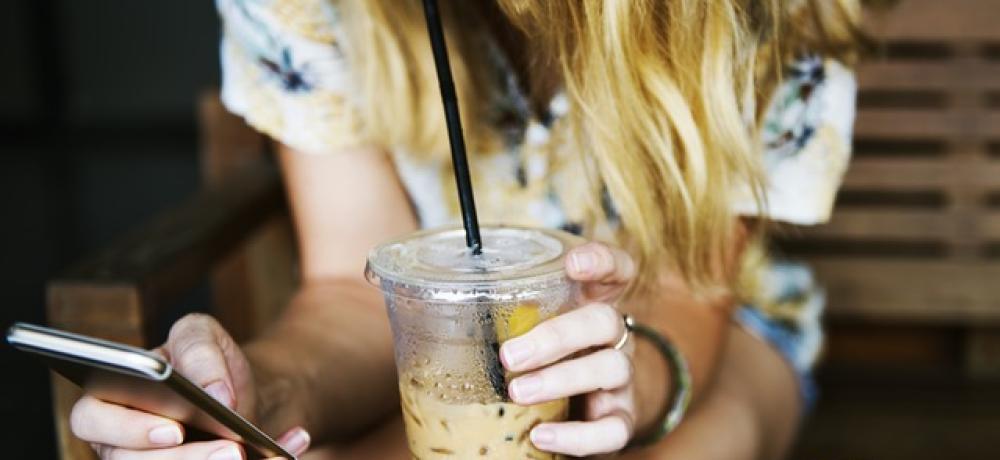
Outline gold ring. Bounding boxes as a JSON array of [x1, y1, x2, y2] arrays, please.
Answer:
[[612, 314, 634, 350]]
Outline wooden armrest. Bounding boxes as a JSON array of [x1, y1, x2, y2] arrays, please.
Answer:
[[46, 160, 285, 345]]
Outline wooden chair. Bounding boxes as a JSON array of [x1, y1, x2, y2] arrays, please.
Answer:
[[792, 0, 1000, 377], [789, 0, 1000, 458], [46, 94, 298, 460], [45, 0, 1000, 458]]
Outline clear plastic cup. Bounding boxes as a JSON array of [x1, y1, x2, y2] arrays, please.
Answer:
[[365, 226, 583, 459]]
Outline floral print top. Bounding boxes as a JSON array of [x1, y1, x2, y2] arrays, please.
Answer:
[[216, 0, 857, 407]]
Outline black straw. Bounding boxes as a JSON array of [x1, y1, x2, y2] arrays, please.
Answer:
[[421, 0, 483, 254]]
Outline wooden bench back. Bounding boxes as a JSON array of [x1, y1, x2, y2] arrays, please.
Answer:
[[793, 0, 1000, 325]]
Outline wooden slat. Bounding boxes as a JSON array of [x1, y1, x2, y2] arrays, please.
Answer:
[[810, 259, 1000, 323], [56, 161, 284, 318], [985, 113, 1000, 138], [858, 62, 1000, 91], [47, 284, 145, 342], [965, 330, 1000, 379], [854, 111, 970, 138], [978, 213, 1000, 238], [840, 159, 1000, 191], [865, 0, 1000, 40], [803, 209, 955, 241]]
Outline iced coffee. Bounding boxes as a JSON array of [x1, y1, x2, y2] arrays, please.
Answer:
[[366, 226, 581, 459]]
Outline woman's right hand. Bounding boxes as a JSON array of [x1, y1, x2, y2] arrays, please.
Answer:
[[69, 313, 311, 459]]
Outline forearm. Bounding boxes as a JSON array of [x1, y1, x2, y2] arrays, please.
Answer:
[[245, 279, 398, 443], [625, 324, 802, 460], [244, 141, 415, 442]]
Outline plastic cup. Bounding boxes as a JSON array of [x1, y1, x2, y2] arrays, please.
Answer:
[[365, 226, 582, 459]]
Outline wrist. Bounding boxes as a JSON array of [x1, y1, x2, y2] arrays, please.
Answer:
[[244, 338, 310, 435], [633, 333, 672, 433], [625, 316, 694, 449]]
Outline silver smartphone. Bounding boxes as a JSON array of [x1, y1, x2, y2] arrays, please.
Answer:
[[6, 322, 295, 459]]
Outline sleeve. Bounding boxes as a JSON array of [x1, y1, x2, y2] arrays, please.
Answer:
[[734, 252, 825, 410], [732, 56, 858, 225], [216, 0, 367, 154], [729, 57, 858, 409]]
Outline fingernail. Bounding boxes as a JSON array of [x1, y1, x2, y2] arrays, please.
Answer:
[[148, 424, 183, 446], [501, 337, 535, 369], [204, 380, 234, 409], [531, 426, 556, 446], [207, 445, 243, 460], [571, 252, 596, 275], [279, 427, 311, 455], [510, 375, 543, 402]]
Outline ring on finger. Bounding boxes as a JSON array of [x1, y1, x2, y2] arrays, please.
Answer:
[[612, 314, 634, 350]]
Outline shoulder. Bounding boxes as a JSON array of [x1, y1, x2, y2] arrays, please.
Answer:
[[732, 56, 858, 225], [217, 0, 350, 91], [217, 0, 343, 44], [761, 55, 857, 158], [217, 0, 365, 154]]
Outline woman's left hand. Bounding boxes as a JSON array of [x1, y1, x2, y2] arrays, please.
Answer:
[[500, 241, 638, 457]]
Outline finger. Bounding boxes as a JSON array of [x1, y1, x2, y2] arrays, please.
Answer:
[[508, 348, 632, 405], [276, 426, 311, 456], [566, 242, 637, 284], [529, 413, 634, 457], [501, 302, 625, 372], [166, 314, 235, 409], [96, 440, 244, 460], [71, 396, 184, 449], [586, 385, 637, 423]]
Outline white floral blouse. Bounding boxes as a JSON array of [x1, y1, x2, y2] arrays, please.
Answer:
[[216, 0, 857, 407]]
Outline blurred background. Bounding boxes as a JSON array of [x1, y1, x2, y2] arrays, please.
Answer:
[[1, 0, 998, 459], [0, 1, 220, 458]]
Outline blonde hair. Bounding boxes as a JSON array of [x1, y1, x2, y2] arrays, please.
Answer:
[[340, 0, 863, 293]]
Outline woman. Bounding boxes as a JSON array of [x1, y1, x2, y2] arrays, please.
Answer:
[[69, 0, 863, 458]]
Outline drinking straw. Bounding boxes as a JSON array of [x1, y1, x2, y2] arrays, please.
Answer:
[[420, 0, 483, 255], [421, 0, 507, 398]]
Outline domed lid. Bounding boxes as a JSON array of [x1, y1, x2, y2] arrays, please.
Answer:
[[365, 226, 582, 302]]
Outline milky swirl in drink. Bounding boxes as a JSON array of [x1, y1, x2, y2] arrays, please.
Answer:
[[399, 371, 567, 459]]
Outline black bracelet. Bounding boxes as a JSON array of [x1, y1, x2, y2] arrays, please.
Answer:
[[624, 315, 693, 448]]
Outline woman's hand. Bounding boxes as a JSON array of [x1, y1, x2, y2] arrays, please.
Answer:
[[500, 242, 638, 457], [68, 313, 311, 459]]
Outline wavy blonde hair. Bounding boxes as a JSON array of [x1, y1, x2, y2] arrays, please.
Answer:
[[339, 0, 863, 293]]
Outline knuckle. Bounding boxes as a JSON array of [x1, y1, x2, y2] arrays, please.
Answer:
[[586, 303, 621, 341], [606, 350, 633, 387], [590, 243, 615, 270], [176, 340, 220, 368], [170, 313, 217, 340], [589, 391, 618, 416], [537, 320, 569, 351]]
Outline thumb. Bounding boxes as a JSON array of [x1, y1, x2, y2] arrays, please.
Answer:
[[164, 314, 236, 409]]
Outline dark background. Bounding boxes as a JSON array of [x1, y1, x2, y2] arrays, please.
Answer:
[[0, 1, 221, 457], [3, 1, 1000, 459]]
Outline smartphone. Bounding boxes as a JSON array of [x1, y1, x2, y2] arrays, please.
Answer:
[[6, 322, 295, 459]]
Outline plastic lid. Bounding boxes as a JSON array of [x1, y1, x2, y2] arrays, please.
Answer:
[[365, 226, 583, 301]]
